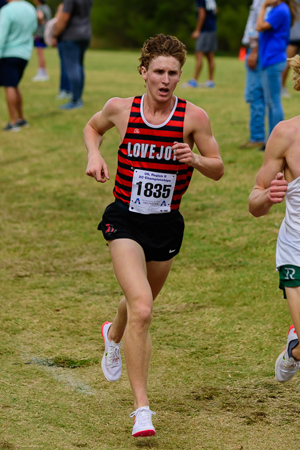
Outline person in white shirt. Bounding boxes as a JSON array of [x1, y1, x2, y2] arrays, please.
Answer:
[[249, 54, 300, 383], [239, 0, 266, 149], [281, 0, 300, 97]]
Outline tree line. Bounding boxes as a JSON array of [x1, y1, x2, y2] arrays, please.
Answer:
[[46, 0, 252, 54]]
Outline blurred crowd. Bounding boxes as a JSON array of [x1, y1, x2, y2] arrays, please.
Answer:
[[181, 0, 300, 151], [0, 0, 299, 138], [0, 0, 93, 132], [240, 0, 300, 151]]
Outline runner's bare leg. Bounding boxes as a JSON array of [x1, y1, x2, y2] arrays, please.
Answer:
[[108, 238, 173, 409]]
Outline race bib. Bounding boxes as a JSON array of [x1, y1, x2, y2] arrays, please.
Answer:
[[130, 169, 176, 214]]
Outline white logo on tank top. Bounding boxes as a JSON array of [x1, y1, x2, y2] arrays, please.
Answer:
[[127, 142, 176, 161]]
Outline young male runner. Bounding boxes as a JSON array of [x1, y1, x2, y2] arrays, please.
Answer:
[[84, 34, 224, 437], [249, 54, 300, 383]]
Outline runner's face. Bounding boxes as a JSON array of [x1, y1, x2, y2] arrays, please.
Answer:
[[141, 56, 182, 101]]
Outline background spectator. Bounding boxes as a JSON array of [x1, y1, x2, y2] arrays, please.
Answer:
[[257, 0, 299, 145], [55, 4, 71, 99], [182, 0, 218, 88], [0, 0, 37, 131], [240, 0, 266, 149], [43, 4, 71, 99], [281, 0, 300, 97], [53, 0, 93, 110], [32, 0, 52, 82], [183, 0, 217, 88]]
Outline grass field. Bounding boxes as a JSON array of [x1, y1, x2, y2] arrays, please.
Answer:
[[1, 48, 300, 450]]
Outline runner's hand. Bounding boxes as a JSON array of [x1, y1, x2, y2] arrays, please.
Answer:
[[269, 172, 287, 204], [86, 153, 110, 182], [172, 142, 195, 165]]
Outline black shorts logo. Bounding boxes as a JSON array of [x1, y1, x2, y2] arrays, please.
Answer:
[[105, 223, 117, 235]]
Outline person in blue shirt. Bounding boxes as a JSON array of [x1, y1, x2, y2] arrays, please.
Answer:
[[256, 0, 299, 145], [182, 0, 217, 88], [281, 0, 300, 98]]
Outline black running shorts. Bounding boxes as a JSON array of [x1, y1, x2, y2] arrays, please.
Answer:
[[98, 200, 185, 262], [0, 57, 28, 87]]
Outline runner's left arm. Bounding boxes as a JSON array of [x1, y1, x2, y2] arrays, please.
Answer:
[[249, 121, 288, 217], [173, 103, 224, 181]]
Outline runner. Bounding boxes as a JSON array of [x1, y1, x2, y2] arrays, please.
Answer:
[[249, 53, 300, 383], [84, 33, 224, 437]]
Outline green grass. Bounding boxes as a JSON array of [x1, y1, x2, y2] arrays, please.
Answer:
[[1, 48, 300, 449]]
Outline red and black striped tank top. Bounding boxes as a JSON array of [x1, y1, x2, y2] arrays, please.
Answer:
[[113, 95, 194, 211]]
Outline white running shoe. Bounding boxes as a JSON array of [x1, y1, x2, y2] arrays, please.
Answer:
[[56, 90, 72, 100], [130, 406, 156, 437], [275, 324, 300, 382], [101, 321, 122, 382], [32, 74, 49, 82]]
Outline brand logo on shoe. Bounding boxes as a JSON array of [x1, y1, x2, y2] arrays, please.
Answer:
[[169, 249, 176, 253]]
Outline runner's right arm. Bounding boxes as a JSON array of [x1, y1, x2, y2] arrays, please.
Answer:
[[84, 97, 132, 183], [83, 98, 121, 183]]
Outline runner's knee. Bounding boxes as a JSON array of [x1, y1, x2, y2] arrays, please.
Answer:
[[127, 301, 153, 328]]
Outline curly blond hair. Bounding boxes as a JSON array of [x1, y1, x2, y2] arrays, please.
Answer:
[[289, 54, 300, 91], [137, 34, 186, 74]]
